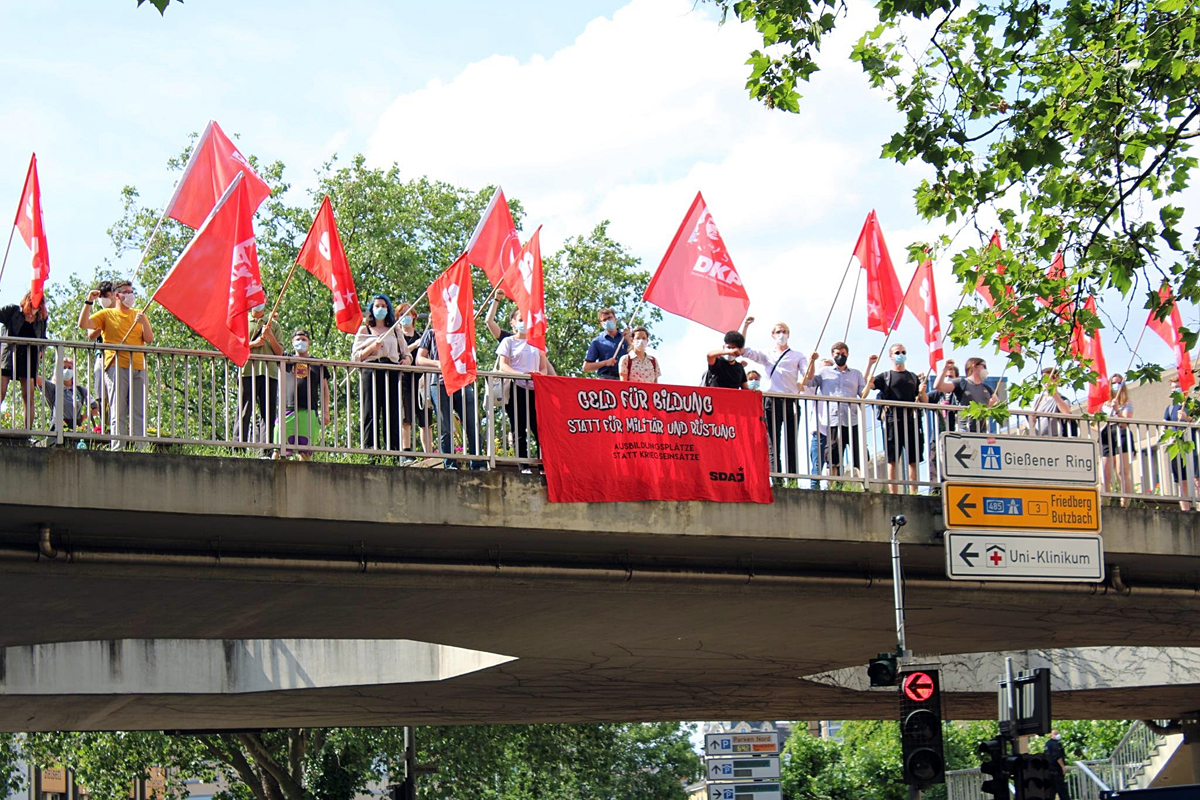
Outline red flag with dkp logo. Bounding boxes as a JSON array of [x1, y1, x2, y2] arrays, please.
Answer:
[[14, 153, 50, 308], [902, 259, 943, 371], [155, 173, 265, 366], [643, 191, 750, 333], [1146, 284, 1195, 393], [296, 195, 362, 334], [164, 120, 272, 229], [427, 253, 478, 395], [503, 226, 547, 352]]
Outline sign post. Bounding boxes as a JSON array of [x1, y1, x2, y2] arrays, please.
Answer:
[[703, 731, 782, 797], [938, 432, 1099, 485], [946, 531, 1104, 582]]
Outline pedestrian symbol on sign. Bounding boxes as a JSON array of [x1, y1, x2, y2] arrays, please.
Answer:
[[981, 444, 1001, 470]]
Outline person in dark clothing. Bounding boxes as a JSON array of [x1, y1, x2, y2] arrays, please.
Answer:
[[1044, 729, 1071, 800], [0, 291, 49, 431], [863, 343, 928, 494], [705, 331, 749, 389]]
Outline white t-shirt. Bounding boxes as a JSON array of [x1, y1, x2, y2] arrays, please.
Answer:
[[497, 336, 541, 388]]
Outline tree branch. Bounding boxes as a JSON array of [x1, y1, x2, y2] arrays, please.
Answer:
[[203, 736, 268, 800], [234, 734, 307, 800]]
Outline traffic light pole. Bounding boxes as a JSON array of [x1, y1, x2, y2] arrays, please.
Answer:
[[891, 515, 910, 660]]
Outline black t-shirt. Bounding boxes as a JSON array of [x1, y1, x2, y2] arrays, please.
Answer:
[[928, 388, 960, 431], [873, 370, 921, 420], [286, 361, 327, 411], [707, 357, 747, 389]]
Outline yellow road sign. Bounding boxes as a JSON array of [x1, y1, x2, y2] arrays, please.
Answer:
[[942, 482, 1101, 533]]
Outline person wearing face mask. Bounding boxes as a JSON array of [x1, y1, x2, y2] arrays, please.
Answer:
[[352, 294, 410, 455], [79, 279, 153, 450], [1, 290, 49, 433], [705, 331, 749, 389], [1042, 729, 1069, 800], [497, 308, 551, 472], [87, 280, 115, 428], [801, 343, 867, 485], [582, 307, 632, 379], [746, 370, 762, 390], [42, 354, 97, 433], [236, 299, 283, 455], [1164, 377, 1200, 511], [618, 326, 661, 383], [740, 317, 809, 475], [1100, 373, 1134, 505], [863, 343, 928, 494], [281, 330, 330, 462], [396, 303, 433, 462], [933, 356, 998, 432]]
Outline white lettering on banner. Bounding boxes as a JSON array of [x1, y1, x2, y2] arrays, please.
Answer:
[[518, 251, 535, 293], [318, 231, 331, 261], [441, 282, 470, 374], [691, 255, 743, 287], [230, 237, 263, 299], [919, 276, 939, 338]]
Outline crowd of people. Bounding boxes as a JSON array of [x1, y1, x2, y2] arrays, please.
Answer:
[[0, 281, 1197, 507]]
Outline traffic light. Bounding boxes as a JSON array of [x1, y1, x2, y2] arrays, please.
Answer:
[[1016, 753, 1055, 800], [978, 738, 1010, 800], [898, 669, 945, 788], [867, 652, 898, 687]]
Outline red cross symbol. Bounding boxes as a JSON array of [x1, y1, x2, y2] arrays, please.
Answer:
[[989, 551, 1004, 566]]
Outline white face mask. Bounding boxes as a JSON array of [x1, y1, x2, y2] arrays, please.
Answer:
[[634, 338, 647, 351], [118, 291, 135, 305], [293, 340, 309, 353], [253, 303, 267, 314], [774, 332, 788, 345], [514, 321, 527, 334], [98, 297, 114, 309], [977, 368, 989, 381], [62, 368, 74, 380]]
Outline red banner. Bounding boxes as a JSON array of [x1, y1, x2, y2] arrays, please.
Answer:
[[533, 374, 772, 504]]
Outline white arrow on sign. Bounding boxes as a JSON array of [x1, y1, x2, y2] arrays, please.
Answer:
[[938, 432, 1100, 485], [945, 531, 1104, 583]]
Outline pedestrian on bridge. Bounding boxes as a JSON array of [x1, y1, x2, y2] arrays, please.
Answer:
[[497, 307, 551, 472], [802, 342, 867, 486], [1, 290, 48, 433], [79, 280, 152, 451], [1164, 378, 1200, 511], [740, 316, 808, 476], [353, 295, 409, 456], [281, 329, 329, 462], [238, 301, 283, 455], [1100, 374, 1134, 506], [864, 343, 927, 495]]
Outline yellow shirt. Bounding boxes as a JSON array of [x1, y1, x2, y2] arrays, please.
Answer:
[[91, 307, 147, 370]]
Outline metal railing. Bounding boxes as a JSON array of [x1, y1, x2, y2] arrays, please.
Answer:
[[946, 721, 1174, 800], [3, 335, 1200, 501]]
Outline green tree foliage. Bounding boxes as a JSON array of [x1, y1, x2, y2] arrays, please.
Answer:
[[415, 723, 699, 799], [712, 0, 1200, 400], [779, 718, 1133, 799], [10, 724, 697, 800]]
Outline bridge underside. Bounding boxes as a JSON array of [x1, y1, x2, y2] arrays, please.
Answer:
[[1, 448, 1199, 731]]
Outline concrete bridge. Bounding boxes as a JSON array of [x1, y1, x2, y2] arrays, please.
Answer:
[[0, 447, 1198, 732]]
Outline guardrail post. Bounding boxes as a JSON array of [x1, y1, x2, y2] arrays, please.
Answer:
[[53, 351, 64, 446]]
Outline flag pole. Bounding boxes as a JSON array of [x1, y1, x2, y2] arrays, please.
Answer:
[[812, 255, 856, 356], [842, 265, 863, 344], [129, 209, 170, 286], [0, 225, 15, 288], [266, 260, 301, 327], [1125, 324, 1149, 375], [867, 266, 921, 382]]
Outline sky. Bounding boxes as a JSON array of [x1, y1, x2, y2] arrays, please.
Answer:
[[1, 0, 1195, 398]]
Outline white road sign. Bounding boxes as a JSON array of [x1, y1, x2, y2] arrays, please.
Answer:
[[706, 757, 781, 782], [704, 732, 780, 757], [708, 783, 783, 800], [945, 531, 1105, 583], [938, 432, 1099, 485]]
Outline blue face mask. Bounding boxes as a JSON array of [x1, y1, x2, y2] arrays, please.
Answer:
[[514, 321, 527, 334], [373, 306, 388, 320], [603, 318, 617, 333], [399, 315, 413, 327], [747, 379, 760, 390], [62, 368, 74, 380], [893, 352, 907, 366]]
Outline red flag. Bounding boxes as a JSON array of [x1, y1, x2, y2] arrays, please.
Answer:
[[643, 191, 750, 332], [1036, 251, 1073, 320], [427, 253, 478, 395], [1070, 297, 1110, 413], [465, 187, 521, 287], [977, 231, 1020, 353], [164, 121, 272, 229], [1147, 284, 1195, 393], [902, 259, 943, 371], [296, 196, 362, 334], [502, 227, 547, 352], [155, 174, 266, 366], [852, 211, 904, 333], [14, 154, 50, 307]]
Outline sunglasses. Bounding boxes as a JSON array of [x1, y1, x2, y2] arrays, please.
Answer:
[[894, 350, 907, 355]]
